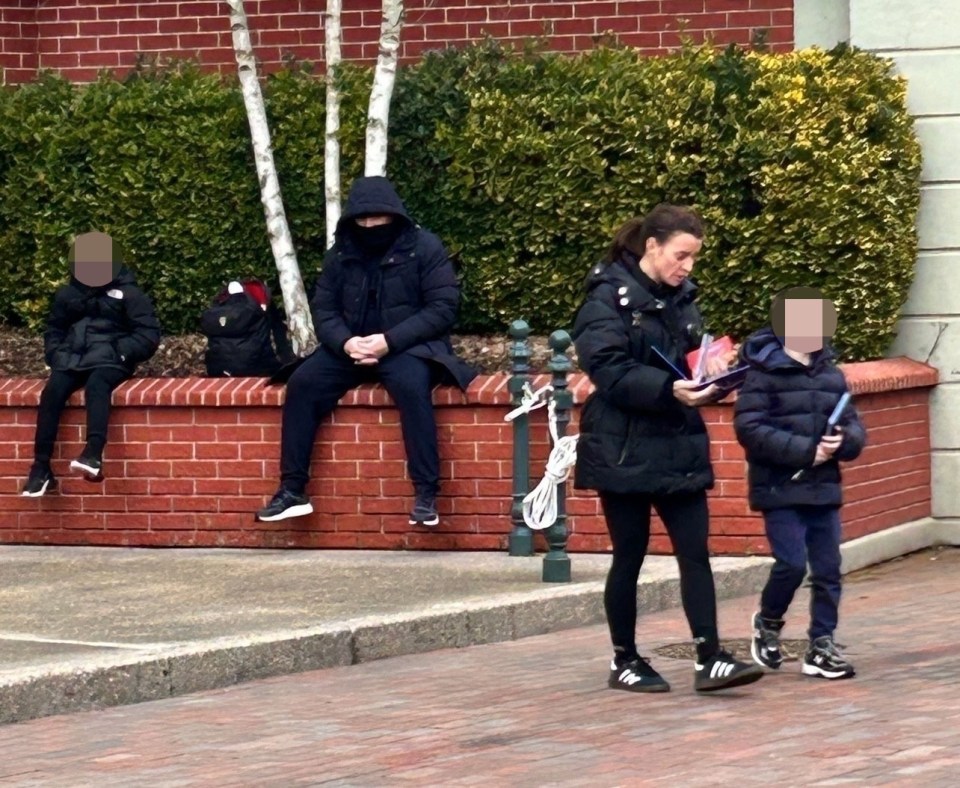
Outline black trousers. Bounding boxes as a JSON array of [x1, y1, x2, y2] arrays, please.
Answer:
[[280, 346, 439, 496], [599, 490, 720, 661], [33, 367, 129, 465]]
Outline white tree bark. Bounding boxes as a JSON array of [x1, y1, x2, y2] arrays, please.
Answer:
[[226, 0, 317, 356], [364, 0, 404, 177], [324, 0, 343, 250]]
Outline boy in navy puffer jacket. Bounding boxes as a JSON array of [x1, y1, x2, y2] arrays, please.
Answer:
[[734, 287, 866, 680], [22, 232, 160, 496]]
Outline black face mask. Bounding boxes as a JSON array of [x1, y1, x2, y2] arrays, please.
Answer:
[[351, 220, 401, 255]]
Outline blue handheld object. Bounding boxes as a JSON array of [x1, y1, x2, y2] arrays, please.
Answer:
[[827, 392, 852, 431]]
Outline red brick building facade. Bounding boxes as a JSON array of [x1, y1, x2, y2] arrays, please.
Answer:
[[0, 0, 794, 85]]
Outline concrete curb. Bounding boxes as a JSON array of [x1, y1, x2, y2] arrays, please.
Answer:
[[0, 558, 771, 724], [840, 518, 958, 574], [1, 518, 955, 725]]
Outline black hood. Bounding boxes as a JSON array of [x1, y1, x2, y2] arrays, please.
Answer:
[[337, 176, 411, 231], [740, 325, 835, 371]]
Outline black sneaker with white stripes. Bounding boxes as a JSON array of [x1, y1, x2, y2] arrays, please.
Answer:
[[694, 648, 764, 692], [802, 636, 855, 680], [750, 611, 784, 670], [608, 656, 670, 693]]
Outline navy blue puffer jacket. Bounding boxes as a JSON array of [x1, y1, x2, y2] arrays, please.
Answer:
[[733, 327, 867, 510]]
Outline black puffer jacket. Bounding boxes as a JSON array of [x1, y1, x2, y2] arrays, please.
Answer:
[[733, 327, 866, 510], [310, 176, 476, 390], [43, 267, 161, 374], [572, 255, 714, 495]]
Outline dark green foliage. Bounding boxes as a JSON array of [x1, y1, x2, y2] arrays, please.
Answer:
[[0, 43, 920, 359]]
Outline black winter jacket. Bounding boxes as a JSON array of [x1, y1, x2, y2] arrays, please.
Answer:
[[733, 327, 866, 511], [572, 255, 714, 495], [43, 267, 161, 375], [310, 177, 476, 390]]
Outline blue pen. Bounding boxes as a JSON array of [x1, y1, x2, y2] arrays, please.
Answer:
[[826, 392, 852, 433], [791, 392, 852, 481]]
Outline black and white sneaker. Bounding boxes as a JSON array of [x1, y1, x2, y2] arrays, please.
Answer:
[[802, 636, 855, 680], [21, 464, 57, 497], [694, 648, 764, 692], [751, 612, 784, 670], [70, 453, 103, 481], [608, 657, 670, 693], [408, 494, 439, 527], [256, 488, 314, 522]]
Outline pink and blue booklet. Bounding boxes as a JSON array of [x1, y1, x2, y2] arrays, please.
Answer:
[[652, 335, 749, 392]]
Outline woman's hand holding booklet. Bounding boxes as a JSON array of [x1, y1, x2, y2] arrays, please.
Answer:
[[653, 334, 749, 392]]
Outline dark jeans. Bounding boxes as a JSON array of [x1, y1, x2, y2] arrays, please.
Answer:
[[280, 346, 439, 496], [34, 367, 129, 465], [599, 490, 720, 661], [759, 506, 842, 640]]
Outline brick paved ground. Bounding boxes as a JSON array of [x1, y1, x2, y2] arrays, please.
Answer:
[[1, 548, 958, 787]]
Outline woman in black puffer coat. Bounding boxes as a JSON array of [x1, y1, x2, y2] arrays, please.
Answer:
[[573, 204, 763, 695], [23, 232, 160, 496]]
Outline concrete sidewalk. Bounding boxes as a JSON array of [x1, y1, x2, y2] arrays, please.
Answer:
[[0, 517, 953, 724], [7, 546, 957, 786]]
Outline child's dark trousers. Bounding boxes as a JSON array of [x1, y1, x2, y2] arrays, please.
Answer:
[[34, 368, 129, 464], [759, 505, 842, 640]]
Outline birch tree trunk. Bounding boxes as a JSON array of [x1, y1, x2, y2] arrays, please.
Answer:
[[364, 0, 404, 177], [226, 0, 317, 356], [324, 0, 343, 250]]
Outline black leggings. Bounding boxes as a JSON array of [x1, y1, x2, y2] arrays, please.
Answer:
[[599, 490, 719, 660], [33, 367, 129, 465]]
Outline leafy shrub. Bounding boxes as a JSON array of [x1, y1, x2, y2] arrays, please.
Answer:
[[0, 42, 920, 360], [422, 43, 921, 358]]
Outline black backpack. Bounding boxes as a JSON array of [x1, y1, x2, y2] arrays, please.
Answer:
[[200, 279, 292, 377]]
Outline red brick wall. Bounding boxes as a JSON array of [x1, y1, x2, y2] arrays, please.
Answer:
[[0, 0, 38, 84], [0, 358, 935, 554], [0, 0, 794, 84]]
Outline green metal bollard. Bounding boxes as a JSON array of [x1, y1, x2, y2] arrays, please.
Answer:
[[542, 330, 572, 583], [507, 320, 534, 557]]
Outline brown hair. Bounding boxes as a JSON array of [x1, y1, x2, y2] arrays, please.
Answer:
[[606, 203, 704, 262], [769, 286, 838, 338]]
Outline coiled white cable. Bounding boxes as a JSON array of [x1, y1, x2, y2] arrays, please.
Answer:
[[522, 400, 579, 530]]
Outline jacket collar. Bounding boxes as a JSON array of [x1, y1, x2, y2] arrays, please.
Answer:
[[604, 256, 697, 312]]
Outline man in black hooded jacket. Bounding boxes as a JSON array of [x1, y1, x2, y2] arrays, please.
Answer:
[[256, 176, 475, 526], [22, 231, 160, 496]]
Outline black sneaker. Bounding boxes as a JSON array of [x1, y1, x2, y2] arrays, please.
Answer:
[[750, 612, 784, 670], [21, 464, 57, 497], [409, 493, 439, 527], [256, 488, 314, 522], [70, 453, 103, 481], [802, 636, 855, 680], [694, 648, 764, 692], [608, 657, 670, 693]]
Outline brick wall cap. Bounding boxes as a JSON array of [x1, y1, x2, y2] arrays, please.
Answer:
[[0, 357, 938, 408]]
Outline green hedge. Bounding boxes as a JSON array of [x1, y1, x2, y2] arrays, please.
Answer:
[[0, 43, 920, 360]]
